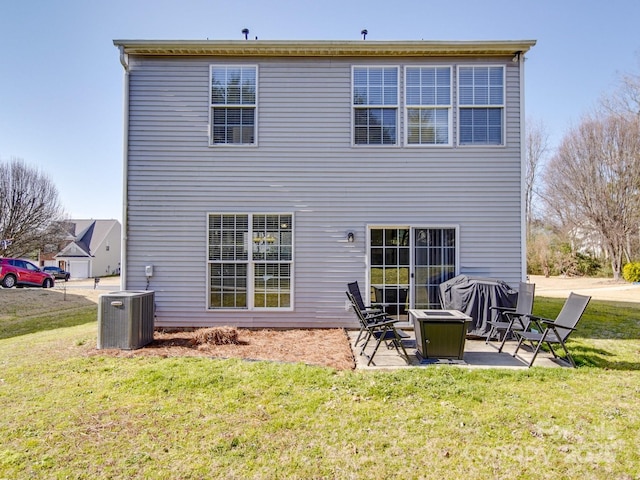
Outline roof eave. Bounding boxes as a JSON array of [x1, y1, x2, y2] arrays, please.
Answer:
[[112, 39, 536, 57]]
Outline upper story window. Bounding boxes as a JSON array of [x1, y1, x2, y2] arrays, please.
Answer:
[[405, 66, 452, 145], [210, 65, 257, 145], [458, 66, 504, 145], [353, 66, 398, 145]]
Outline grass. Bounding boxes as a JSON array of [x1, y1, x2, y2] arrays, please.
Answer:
[[0, 297, 639, 478], [0, 288, 97, 340], [532, 297, 640, 369]]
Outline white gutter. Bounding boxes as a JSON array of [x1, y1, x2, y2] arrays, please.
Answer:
[[519, 52, 527, 281], [118, 45, 129, 290]]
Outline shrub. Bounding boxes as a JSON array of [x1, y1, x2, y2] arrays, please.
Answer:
[[622, 262, 640, 282], [575, 251, 602, 276]]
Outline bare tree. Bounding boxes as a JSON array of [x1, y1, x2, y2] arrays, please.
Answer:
[[543, 114, 640, 280], [0, 158, 67, 258], [601, 56, 640, 117], [525, 118, 549, 235], [601, 61, 640, 262]]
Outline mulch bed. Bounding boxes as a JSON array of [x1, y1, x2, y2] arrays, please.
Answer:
[[91, 327, 356, 370]]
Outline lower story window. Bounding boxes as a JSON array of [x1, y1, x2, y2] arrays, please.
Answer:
[[208, 213, 293, 310], [254, 263, 291, 308], [209, 263, 248, 308]]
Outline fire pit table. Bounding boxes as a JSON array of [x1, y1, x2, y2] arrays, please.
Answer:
[[408, 309, 472, 362]]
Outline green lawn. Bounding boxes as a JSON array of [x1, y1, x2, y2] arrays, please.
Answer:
[[532, 297, 640, 370], [0, 298, 639, 479]]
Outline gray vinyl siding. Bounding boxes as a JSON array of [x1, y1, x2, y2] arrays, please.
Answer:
[[124, 55, 524, 328]]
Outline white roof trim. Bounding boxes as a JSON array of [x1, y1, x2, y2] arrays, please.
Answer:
[[113, 39, 536, 58]]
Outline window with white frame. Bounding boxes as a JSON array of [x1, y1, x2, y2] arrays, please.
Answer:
[[405, 66, 452, 145], [353, 66, 398, 145], [458, 66, 504, 145], [210, 66, 257, 145], [208, 213, 292, 309]]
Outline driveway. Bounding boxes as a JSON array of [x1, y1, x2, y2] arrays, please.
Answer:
[[530, 275, 640, 303], [53, 276, 121, 302]]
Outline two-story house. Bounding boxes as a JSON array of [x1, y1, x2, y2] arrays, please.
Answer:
[[52, 219, 122, 279], [114, 39, 535, 329]]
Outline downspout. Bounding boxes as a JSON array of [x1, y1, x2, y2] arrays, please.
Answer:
[[518, 52, 527, 281], [118, 45, 129, 290]]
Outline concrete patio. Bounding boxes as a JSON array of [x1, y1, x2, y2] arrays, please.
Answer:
[[349, 329, 570, 370]]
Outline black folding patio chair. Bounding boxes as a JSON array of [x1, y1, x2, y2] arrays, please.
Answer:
[[346, 291, 409, 366], [485, 282, 535, 352], [347, 281, 383, 314], [347, 281, 384, 346], [512, 292, 591, 367]]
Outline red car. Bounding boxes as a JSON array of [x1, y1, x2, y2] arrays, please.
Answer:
[[0, 258, 55, 288]]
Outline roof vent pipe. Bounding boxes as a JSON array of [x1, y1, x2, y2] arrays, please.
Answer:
[[242, 28, 249, 40], [361, 29, 368, 40]]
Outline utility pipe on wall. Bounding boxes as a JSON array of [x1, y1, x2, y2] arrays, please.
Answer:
[[118, 45, 129, 290]]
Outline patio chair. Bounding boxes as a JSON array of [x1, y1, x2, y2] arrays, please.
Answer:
[[347, 281, 384, 346], [346, 291, 410, 366], [485, 282, 535, 352], [347, 281, 383, 315], [512, 292, 591, 368], [346, 291, 387, 347]]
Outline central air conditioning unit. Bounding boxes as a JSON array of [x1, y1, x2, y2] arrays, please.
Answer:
[[98, 291, 155, 349]]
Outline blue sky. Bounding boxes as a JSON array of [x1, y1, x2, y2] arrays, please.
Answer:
[[1, 0, 638, 221]]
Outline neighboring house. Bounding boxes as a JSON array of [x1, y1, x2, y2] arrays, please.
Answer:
[[571, 226, 605, 259], [114, 39, 535, 329], [51, 219, 121, 279]]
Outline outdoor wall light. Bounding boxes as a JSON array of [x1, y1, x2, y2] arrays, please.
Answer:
[[347, 232, 355, 243]]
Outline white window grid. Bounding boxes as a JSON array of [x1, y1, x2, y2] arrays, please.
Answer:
[[457, 65, 505, 146], [209, 65, 258, 146], [352, 66, 399, 146], [207, 213, 293, 311], [404, 66, 452, 146]]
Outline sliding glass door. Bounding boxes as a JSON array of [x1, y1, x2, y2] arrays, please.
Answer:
[[369, 226, 457, 321], [413, 227, 457, 309]]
